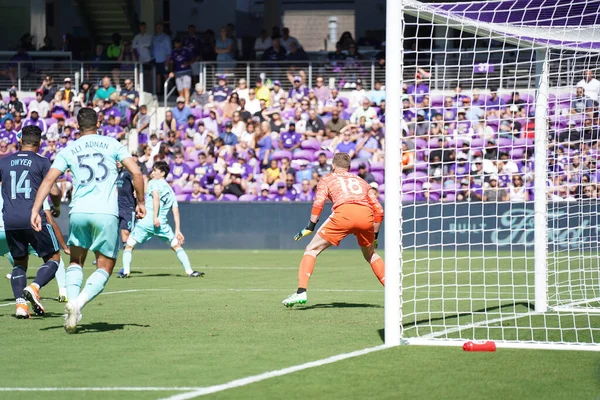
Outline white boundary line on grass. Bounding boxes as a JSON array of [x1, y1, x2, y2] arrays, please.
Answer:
[[161, 345, 389, 400], [0, 345, 389, 396], [0, 387, 202, 392]]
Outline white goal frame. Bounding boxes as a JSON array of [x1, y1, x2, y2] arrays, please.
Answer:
[[384, 0, 600, 351]]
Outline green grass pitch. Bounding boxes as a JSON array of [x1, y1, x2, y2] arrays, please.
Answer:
[[0, 250, 598, 399]]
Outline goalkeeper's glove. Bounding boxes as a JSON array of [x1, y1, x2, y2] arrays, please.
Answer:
[[294, 221, 317, 241], [374, 232, 379, 249]]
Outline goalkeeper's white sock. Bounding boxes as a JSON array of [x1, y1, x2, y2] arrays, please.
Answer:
[[176, 248, 193, 274]]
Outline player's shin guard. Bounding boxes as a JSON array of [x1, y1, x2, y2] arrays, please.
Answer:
[[33, 260, 59, 289], [65, 264, 83, 302], [298, 253, 316, 291], [11, 266, 27, 300], [122, 249, 132, 275], [175, 248, 193, 275], [75, 269, 110, 310], [369, 254, 385, 286], [55, 257, 66, 291]]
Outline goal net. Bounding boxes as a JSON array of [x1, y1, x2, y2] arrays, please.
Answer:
[[395, 0, 600, 349]]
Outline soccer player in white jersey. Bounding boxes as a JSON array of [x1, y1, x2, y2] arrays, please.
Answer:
[[31, 108, 146, 333]]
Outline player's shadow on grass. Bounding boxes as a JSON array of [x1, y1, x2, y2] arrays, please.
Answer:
[[296, 302, 383, 311], [40, 322, 150, 333], [135, 273, 181, 278], [376, 302, 535, 342]]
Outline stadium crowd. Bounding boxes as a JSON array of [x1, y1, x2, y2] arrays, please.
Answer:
[[0, 62, 599, 203]]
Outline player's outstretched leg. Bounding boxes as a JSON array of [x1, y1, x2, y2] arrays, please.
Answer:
[[283, 234, 331, 308], [55, 257, 67, 302], [361, 244, 384, 286], [11, 264, 29, 319], [172, 242, 203, 277], [23, 256, 60, 316]]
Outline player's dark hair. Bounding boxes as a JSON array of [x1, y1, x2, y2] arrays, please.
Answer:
[[77, 107, 98, 131], [153, 160, 170, 177], [332, 153, 351, 169], [21, 125, 42, 146]]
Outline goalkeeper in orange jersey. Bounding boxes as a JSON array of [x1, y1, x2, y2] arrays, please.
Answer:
[[283, 152, 385, 307]]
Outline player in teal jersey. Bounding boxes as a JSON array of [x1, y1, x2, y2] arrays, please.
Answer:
[[121, 161, 203, 278], [31, 108, 145, 333]]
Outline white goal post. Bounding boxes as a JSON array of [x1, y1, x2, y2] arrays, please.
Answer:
[[385, 0, 600, 350]]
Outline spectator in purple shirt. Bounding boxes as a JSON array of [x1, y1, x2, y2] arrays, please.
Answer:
[[103, 93, 123, 125], [190, 152, 210, 177], [272, 181, 292, 201], [485, 88, 505, 116], [169, 37, 194, 104], [284, 173, 298, 200], [406, 73, 430, 105], [288, 76, 309, 103], [296, 179, 314, 201], [0, 119, 19, 149], [312, 76, 330, 104], [256, 183, 271, 201], [335, 131, 357, 158], [187, 182, 206, 202], [442, 97, 458, 124], [56, 132, 71, 151], [279, 122, 302, 152], [213, 183, 232, 201], [199, 170, 223, 193], [170, 152, 191, 188], [22, 110, 47, 134], [102, 114, 125, 140], [471, 89, 485, 106]]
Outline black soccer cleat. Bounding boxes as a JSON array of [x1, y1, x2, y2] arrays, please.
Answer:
[[188, 271, 205, 277]]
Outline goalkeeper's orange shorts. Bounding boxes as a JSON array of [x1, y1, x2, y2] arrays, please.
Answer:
[[317, 204, 375, 247]]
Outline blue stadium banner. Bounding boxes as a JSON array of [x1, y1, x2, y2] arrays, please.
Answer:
[[54, 202, 600, 250]]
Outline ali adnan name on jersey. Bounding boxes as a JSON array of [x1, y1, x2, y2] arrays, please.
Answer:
[[68, 140, 110, 156]]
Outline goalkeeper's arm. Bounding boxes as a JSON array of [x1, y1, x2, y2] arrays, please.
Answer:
[[295, 180, 327, 241]]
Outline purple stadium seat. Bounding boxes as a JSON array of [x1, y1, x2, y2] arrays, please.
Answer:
[[181, 139, 194, 149], [414, 162, 428, 172], [350, 159, 364, 170], [444, 193, 456, 202], [44, 118, 57, 127], [370, 162, 384, 171], [301, 139, 321, 151], [372, 171, 384, 184], [239, 194, 257, 201], [511, 148, 525, 160], [498, 138, 513, 148], [427, 140, 440, 149], [430, 94, 445, 107], [171, 185, 183, 195], [402, 193, 415, 203], [292, 149, 315, 162], [271, 150, 293, 161], [339, 97, 349, 108], [182, 185, 193, 194], [407, 171, 428, 183], [176, 194, 188, 202], [221, 194, 239, 201], [378, 184, 385, 194], [415, 138, 428, 149], [191, 108, 203, 118], [470, 138, 485, 149], [23, 96, 35, 106]]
